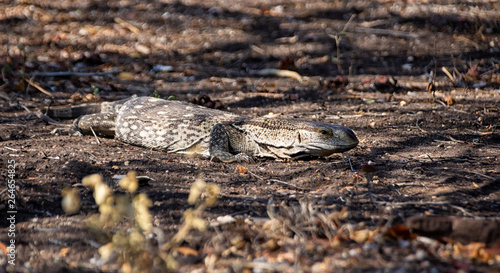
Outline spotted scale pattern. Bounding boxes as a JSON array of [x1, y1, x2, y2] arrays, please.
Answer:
[[114, 97, 240, 157], [75, 97, 359, 162]]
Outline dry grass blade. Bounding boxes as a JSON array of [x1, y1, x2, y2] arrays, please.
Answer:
[[254, 68, 305, 82], [23, 76, 53, 97], [266, 200, 347, 241], [114, 17, 140, 33], [248, 171, 310, 191], [441, 66, 456, 83]]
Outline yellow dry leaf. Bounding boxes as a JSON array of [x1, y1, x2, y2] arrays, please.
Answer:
[[61, 188, 81, 215], [191, 216, 206, 231], [94, 183, 111, 205], [98, 243, 115, 263], [175, 247, 199, 256], [82, 174, 103, 188], [443, 95, 455, 106], [119, 72, 135, 81], [119, 171, 138, 193], [188, 179, 206, 205], [0, 241, 7, 255], [133, 193, 153, 232], [59, 247, 70, 257], [234, 165, 248, 175], [121, 262, 133, 273], [350, 229, 372, 243], [135, 44, 151, 55], [128, 231, 145, 247], [205, 183, 220, 207]]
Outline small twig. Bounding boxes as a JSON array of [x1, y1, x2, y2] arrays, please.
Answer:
[[453, 35, 480, 50], [360, 165, 378, 206], [343, 153, 355, 172], [425, 154, 434, 162], [114, 17, 140, 33], [471, 171, 496, 180], [434, 133, 466, 143], [414, 122, 467, 144], [248, 170, 309, 191], [434, 99, 447, 106], [23, 76, 53, 97], [17, 102, 31, 113], [4, 147, 19, 151], [1, 124, 27, 127], [269, 179, 309, 191], [89, 127, 101, 145], [366, 173, 376, 205], [34, 110, 69, 126], [26, 71, 120, 77], [450, 205, 475, 217], [350, 27, 421, 39], [253, 68, 305, 82], [249, 44, 265, 55], [441, 66, 455, 83], [327, 14, 356, 74]]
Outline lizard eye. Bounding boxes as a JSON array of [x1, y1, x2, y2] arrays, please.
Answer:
[[319, 129, 330, 135]]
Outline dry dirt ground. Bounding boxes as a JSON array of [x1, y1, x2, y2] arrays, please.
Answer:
[[1, 0, 500, 272]]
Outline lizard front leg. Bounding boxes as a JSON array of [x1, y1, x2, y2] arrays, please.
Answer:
[[209, 123, 253, 163]]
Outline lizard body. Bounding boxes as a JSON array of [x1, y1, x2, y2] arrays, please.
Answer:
[[64, 97, 358, 162]]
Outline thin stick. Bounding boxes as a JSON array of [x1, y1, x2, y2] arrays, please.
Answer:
[[254, 68, 304, 82], [441, 66, 455, 83], [89, 127, 101, 144], [248, 170, 310, 191], [269, 179, 310, 191], [350, 27, 421, 39], [23, 77, 53, 97], [366, 173, 376, 205], [471, 171, 496, 180], [34, 110, 68, 126], [26, 71, 120, 77], [114, 17, 140, 33], [343, 153, 355, 172], [327, 14, 356, 74]]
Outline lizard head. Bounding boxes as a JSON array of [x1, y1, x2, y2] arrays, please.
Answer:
[[296, 122, 359, 157]]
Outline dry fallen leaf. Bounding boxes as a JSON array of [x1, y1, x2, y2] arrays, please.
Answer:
[[234, 165, 248, 175], [443, 95, 455, 106], [84, 93, 96, 102], [70, 92, 84, 102], [119, 72, 135, 81], [350, 229, 373, 243], [0, 241, 7, 255], [135, 44, 151, 55], [174, 247, 199, 256], [385, 224, 414, 240], [59, 247, 70, 257]]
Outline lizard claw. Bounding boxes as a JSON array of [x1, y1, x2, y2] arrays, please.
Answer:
[[234, 153, 254, 163]]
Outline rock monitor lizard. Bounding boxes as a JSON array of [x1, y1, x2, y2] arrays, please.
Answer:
[[51, 96, 359, 163]]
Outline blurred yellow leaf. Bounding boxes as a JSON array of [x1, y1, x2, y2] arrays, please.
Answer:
[[119, 72, 135, 81], [61, 188, 81, 215], [188, 179, 206, 205], [59, 247, 70, 257], [175, 247, 199, 256]]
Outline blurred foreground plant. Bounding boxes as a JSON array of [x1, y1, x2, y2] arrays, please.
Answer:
[[63, 172, 220, 272]]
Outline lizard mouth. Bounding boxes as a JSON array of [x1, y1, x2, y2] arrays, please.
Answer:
[[293, 127, 359, 157], [291, 141, 358, 158]]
